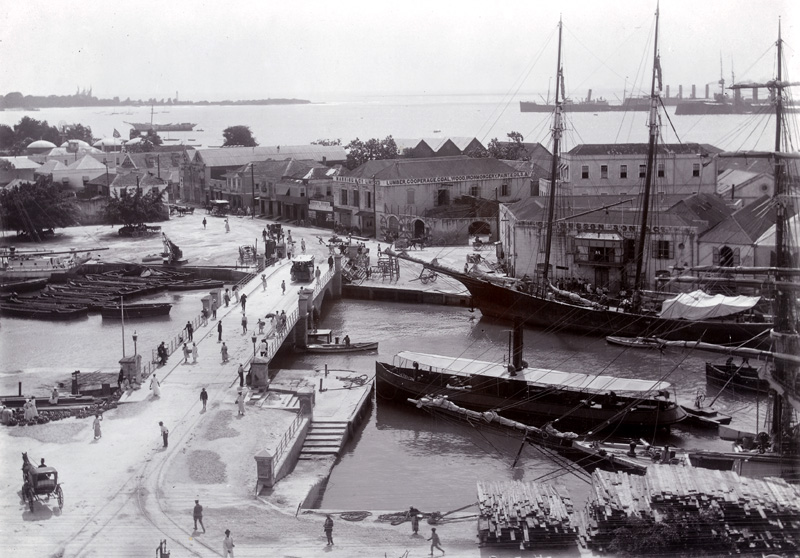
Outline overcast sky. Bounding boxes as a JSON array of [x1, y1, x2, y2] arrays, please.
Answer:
[[2, 0, 797, 102]]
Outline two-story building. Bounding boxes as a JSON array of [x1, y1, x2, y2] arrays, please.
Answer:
[[337, 155, 528, 240], [499, 193, 733, 294], [183, 145, 346, 206], [562, 143, 720, 197]]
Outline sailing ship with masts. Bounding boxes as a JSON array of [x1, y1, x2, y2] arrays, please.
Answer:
[[392, 11, 788, 349]]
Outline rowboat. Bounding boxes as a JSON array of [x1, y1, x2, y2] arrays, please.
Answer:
[[705, 361, 769, 394], [100, 303, 172, 319], [605, 336, 665, 350], [306, 341, 378, 353]]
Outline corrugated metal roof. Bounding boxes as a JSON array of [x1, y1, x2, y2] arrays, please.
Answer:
[[700, 195, 777, 244], [196, 145, 346, 167], [0, 156, 41, 170], [567, 143, 720, 156], [347, 156, 520, 181]]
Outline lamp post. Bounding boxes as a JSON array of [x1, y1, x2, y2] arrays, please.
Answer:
[[251, 333, 257, 361], [103, 158, 110, 196], [133, 330, 138, 357]]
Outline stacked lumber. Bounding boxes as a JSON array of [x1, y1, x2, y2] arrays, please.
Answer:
[[477, 480, 577, 549], [581, 465, 800, 554]]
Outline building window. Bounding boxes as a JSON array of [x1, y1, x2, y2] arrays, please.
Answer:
[[436, 189, 450, 206], [470, 184, 480, 197], [561, 164, 570, 182], [501, 183, 509, 196], [692, 163, 700, 177], [600, 165, 608, 179], [366, 191, 372, 208], [581, 165, 589, 179], [620, 164, 627, 179], [407, 189, 415, 205], [639, 164, 647, 178], [340, 189, 348, 205], [652, 240, 673, 259], [352, 189, 360, 207], [657, 163, 665, 178]]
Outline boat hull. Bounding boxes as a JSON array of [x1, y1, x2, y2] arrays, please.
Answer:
[[306, 342, 378, 353], [705, 362, 770, 394], [458, 274, 771, 347], [376, 361, 686, 432], [100, 303, 172, 319]]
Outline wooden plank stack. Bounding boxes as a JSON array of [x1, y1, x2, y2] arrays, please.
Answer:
[[477, 480, 578, 549], [580, 465, 800, 554]]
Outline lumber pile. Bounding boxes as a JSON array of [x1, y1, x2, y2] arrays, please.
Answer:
[[580, 465, 800, 554], [477, 480, 577, 549]]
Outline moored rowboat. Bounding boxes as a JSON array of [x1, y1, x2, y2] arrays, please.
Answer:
[[306, 341, 378, 353]]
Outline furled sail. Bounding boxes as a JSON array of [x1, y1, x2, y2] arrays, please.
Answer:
[[659, 290, 760, 321]]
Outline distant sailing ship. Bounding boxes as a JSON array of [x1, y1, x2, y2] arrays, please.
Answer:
[[126, 105, 196, 132]]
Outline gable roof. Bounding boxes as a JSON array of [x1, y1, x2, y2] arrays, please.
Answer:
[[35, 159, 67, 174], [66, 154, 106, 171], [0, 156, 41, 170], [344, 155, 522, 182], [666, 193, 733, 234], [111, 172, 167, 189], [700, 195, 778, 244], [195, 145, 346, 167]]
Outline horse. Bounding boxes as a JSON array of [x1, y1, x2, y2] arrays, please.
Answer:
[[22, 452, 33, 482]]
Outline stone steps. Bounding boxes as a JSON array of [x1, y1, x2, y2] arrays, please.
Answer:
[[299, 421, 348, 459]]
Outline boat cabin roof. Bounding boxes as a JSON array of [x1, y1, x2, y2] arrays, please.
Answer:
[[394, 351, 673, 395]]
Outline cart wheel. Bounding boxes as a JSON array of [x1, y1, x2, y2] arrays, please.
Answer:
[[56, 485, 64, 509], [420, 275, 429, 284], [430, 273, 438, 282]]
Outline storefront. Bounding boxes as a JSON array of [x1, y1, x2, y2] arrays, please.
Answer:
[[309, 200, 334, 229]]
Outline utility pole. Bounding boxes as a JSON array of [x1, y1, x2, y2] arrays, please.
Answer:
[[251, 163, 256, 219]]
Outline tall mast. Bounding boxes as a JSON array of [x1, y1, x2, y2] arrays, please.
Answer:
[[542, 17, 564, 284], [634, 4, 661, 294]]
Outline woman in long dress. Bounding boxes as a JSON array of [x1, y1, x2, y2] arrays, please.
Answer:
[[150, 374, 162, 397], [93, 414, 103, 439], [236, 391, 245, 416]]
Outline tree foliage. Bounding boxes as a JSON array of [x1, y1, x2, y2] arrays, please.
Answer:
[[467, 131, 529, 161], [0, 116, 61, 155], [344, 136, 398, 170], [222, 125, 258, 147], [62, 123, 94, 144], [311, 138, 341, 146], [0, 176, 78, 240], [103, 186, 166, 227]]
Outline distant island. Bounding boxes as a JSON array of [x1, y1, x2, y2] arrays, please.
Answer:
[[0, 90, 312, 109]]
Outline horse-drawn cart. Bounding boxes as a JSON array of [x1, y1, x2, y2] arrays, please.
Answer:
[[22, 455, 63, 512]]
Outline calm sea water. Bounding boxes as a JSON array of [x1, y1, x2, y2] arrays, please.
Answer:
[[0, 94, 778, 153]]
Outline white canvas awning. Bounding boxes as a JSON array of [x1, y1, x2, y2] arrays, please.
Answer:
[[659, 290, 760, 321]]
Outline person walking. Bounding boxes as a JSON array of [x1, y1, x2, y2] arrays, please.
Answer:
[[224, 219, 230, 233], [183, 343, 191, 364], [328, 255, 334, 269], [192, 342, 198, 364], [159, 421, 169, 448], [409, 506, 421, 535], [211, 300, 218, 320], [201, 307, 208, 326], [241, 314, 248, 334], [281, 280, 286, 295], [193, 500, 206, 533], [221, 342, 229, 363], [224, 289, 230, 307], [261, 274, 267, 291], [301, 238, 306, 253], [323, 514, 334, 546], [237, 364, 245, 387], [233, 285, 240, 304], [315, 266, 321, 285], [202, 217, 207, 229], [240, 293, 247, 313], [217, 320, 223, 342], [222, 529, 235, 557], [200, 387, 208, 411], [236, 390, 245, 416], [150, 374, 161, 397], [186, 321, 194, 341], [427, 527, 444, 555], [93, 413, 103, 440]]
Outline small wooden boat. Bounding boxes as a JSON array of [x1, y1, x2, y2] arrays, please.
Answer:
[[0, 303, 89, 320], [306, 341, 378, 353], [706, 361, 769, 394], [100, 303, 172, 319], [167, 279, 225, 291], [605, 336, 665, 350], [0, 278, 47, 293]]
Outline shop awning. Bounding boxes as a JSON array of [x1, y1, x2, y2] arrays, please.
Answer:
[[575, 232, 623, 241], [356, 210, 374, 217], [334, 207, 352, 214]]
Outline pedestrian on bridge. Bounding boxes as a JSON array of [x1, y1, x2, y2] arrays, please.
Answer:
[[301, 238, 306, 253], [193, 500, 206, 533], [261, 274, 267, 291], [238, 364, 245, 387], [240, 293, 247, 313], [315, 266, 321, 285], [183, 343, 191, 364], [186, 321, 194, 341], [218, 320, 223, 342], [221, 343, 229, 363], [211, 300, 218, 320], [192, 342, 198, 363], [200, 387, 208, 411], [236, 390, 245, 416], [241, 314, 248, 334], [281, 280, 286, 295], [202, 217, 207, 229]]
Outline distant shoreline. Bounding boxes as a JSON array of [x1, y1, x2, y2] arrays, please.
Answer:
[[0, 95, 313, 110]]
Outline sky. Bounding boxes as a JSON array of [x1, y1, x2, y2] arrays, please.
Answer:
[[2, 0, 798, 103]]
